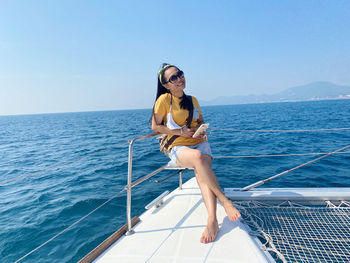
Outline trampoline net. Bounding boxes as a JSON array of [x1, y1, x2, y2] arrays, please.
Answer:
[[233, 200, 350, 263]]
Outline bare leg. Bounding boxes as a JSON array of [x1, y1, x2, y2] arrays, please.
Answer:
[[195, 171, 219, 243], [176, 148, 241, 242]]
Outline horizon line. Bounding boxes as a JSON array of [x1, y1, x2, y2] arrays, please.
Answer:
[[1, 98, 349, 117]]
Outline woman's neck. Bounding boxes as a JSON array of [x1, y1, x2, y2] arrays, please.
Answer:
[[171, 90, 184, 98]]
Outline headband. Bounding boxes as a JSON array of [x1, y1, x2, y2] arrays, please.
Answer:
[[158, 64, 173, 84]]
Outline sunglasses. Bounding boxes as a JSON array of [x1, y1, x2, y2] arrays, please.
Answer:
[[165, 70, 184, 84]]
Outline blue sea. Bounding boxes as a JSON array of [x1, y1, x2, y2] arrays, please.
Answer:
[[1, 100, 350, 262]]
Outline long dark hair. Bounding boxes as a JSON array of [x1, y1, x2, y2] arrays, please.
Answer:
[[151, 64, 193, 123]]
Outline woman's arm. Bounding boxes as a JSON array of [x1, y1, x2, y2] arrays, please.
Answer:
[[197, 114, 204, 127], [152, 113, 193, 138], [194, 114, 207, 139]]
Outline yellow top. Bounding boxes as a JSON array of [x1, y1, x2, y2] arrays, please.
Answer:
[[154, 93, 207, 149]]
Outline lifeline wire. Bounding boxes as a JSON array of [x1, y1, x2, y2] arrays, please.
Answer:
[[0, 141, 129, 186], [241, 144, 350, 191], [209, 127, 350, 133], [214, 151, 350, 159], [3, 150, 349, 186], [14, 187, 126, 263]]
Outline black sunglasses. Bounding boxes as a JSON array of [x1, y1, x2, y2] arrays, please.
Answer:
[[165, 70, 184, 84]]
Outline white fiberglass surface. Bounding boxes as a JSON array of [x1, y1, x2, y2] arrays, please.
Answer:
[[95, 178, 274, 263]]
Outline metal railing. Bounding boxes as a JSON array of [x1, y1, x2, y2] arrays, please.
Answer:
[[124, 132, 188, 235]]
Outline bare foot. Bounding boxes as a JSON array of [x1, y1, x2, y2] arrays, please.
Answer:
[[200, 220, 219, 243], [223, 200, 241, 221]]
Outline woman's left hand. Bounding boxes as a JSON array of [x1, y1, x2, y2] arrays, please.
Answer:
[[181, 127, 194, 138]]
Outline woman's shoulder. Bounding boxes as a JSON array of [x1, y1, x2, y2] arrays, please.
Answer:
[[189, 95, 197, 100], [185, 94, 197, 100], [189, 95, 200, 106], [157, 93, 171, 102], [155, 93, 171, 109]]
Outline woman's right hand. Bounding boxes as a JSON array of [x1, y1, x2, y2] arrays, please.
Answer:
[[181, 127, 194, 138]]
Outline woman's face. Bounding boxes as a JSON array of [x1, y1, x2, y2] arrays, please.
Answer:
[[163, 67, 186, 94]]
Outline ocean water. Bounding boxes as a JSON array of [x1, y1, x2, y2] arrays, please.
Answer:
[[0, 100, 349, 262]]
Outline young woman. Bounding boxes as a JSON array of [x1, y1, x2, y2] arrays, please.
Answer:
[[151, 63, 241, 243]]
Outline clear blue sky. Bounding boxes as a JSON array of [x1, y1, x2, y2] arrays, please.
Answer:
[[1, 0, 350, 115]]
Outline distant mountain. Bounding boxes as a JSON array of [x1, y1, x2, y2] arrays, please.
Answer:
[[200, 82, 350, 106]]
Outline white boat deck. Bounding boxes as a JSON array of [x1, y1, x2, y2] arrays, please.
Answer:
[[94, 177, 274, 263]]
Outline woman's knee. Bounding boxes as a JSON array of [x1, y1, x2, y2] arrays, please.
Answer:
[[192, 150, 210, 167], [176, 148, 201, 168], [177, 148, 211, 168]]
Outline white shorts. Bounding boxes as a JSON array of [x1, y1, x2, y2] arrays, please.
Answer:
[[168, 141, 213, 164]]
